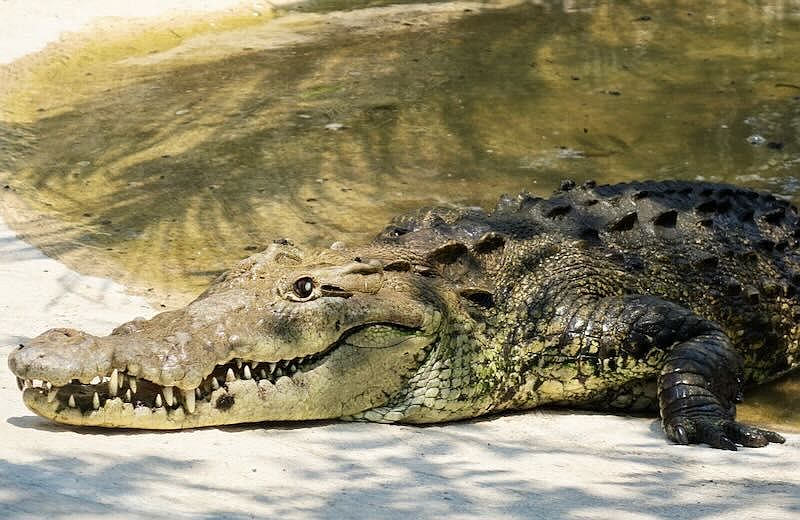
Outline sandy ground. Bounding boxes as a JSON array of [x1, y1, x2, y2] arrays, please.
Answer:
[[0, 2, 798, 519]]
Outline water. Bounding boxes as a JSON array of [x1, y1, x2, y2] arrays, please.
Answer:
[[0, 0, 798, 430]]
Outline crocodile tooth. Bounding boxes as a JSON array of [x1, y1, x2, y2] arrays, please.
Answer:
[[92, 392, 100, 410], [109, 369, 119, 396], [45, 381, 53, 391], [91, 376, 101, 385], [243, 365, 252, 379], [155, 394, 163, 408], [211, 378, 221, 390], [235, 359, 243, 369], [259, 369, 267, 379], [25, 379, 33, 389], [251, 361, 259, 369], [275, 368, 283, 377], [226, 368, 236, 382], [68, 394, 76, 408], [269, 363, 276, 374], [129, 378, 138, 394], [163, 387, 174, 407], [183, 389, 196, 414], [16, 378, 24, 390], [288, 364, 297, 374], [195, 388, 203, 399], [124, 389, 132, 402]]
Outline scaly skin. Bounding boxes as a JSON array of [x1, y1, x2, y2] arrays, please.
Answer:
[[8, 181, 798, 449]]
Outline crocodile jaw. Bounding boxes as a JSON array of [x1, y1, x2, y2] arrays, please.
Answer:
[[16, 334, 433, 429], [9, 301, 439, 428]]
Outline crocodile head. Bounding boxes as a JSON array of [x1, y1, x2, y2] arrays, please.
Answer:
[[7, 242, 471, 429]]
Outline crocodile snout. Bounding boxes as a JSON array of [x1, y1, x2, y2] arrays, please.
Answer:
[[9, 328, 113, 386]]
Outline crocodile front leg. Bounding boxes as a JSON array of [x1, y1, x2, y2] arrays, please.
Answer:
[[552, 294, 786, 449]]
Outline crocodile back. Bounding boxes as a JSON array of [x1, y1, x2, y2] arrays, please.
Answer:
[[375, 180, 800, 383]]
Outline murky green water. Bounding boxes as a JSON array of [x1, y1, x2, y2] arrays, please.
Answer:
[[0, 0, 798, 430]]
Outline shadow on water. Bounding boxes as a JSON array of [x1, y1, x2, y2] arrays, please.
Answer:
[[1, 0, 798, 299], [1, 424, 798, 518]]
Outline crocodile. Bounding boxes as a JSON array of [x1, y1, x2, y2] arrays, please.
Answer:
[[8, 180, 799, 449]]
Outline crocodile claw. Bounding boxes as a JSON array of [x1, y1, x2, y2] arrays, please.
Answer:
[[673, 424, 689, 445], [723, 421, 785, 447]]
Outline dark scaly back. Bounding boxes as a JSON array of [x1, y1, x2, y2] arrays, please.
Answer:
[[375, 180, 800, 384]]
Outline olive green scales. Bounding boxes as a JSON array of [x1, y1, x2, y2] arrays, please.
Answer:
[[9, 181, 798, 449]]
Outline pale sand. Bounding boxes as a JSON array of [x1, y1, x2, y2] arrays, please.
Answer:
[[0, 2, 797, 519]]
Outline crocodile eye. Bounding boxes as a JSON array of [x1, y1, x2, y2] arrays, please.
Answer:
[[292, 277, 315, 299]]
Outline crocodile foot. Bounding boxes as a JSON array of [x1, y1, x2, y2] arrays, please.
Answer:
[[664, 416, 785, 450]]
